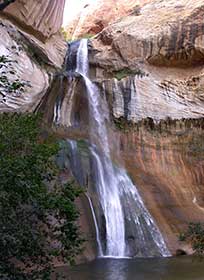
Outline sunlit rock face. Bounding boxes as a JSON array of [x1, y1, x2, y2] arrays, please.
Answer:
[[0, 0, 67, 112], [92, 0, 204, 68], [4, 0, 66, 39], [65, 0, 152, 40]]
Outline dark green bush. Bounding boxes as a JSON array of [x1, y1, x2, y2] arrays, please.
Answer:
[[0, 113, 83, 279]]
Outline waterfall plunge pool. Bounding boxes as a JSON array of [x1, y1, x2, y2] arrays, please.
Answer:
[[53, 256, 204, 280]]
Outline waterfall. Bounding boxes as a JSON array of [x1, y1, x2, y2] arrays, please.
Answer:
[[66, 39, 170, 258], [67, 139, 103, 256], [85, 194, 103, 257], [76, 39, 126, 257]]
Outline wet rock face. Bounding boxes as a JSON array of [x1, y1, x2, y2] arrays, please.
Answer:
[[116, 120, 204, 255], [101, 68, 204, 122], [84, 0, 204, 256], [3, 0, 66, 39]]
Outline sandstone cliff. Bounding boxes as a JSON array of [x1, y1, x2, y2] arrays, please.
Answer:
[[51, 0, 204, 256], [1, 0, 204, 258], [4, 0, 66, 39], [0, 0, 67, 112], [90, 0, 204, 122]]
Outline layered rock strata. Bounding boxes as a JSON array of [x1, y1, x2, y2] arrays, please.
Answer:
[[88, 0, 204, 123], [115, 119, 204, 254], [4, 0, 66, 39], [92, 0, 204, 68]]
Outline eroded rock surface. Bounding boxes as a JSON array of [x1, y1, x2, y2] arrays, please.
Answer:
[[92, 0, 204, 67], [0, 0, 67, 113], [89, 0, 204, 123], [100, 66, 204, 122], [115, 120, 204, 254], [85, 0, 204, 255], [4, 0, 65, 39]]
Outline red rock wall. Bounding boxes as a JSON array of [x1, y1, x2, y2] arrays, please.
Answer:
[[117, 121, 204, 254], [65, 0, 152, 39]]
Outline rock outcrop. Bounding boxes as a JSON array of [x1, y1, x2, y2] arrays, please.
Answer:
[[4, 0, 66, 39], [1, 0, 204, 259], [0, 0, 67, 113], [92, 0, 204, 68], [100, 68, 204, 122], [89, 0, 204, 123]]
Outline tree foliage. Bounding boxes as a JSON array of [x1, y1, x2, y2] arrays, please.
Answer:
[[0, 113, 83, 279], [0, 55, 30, 102], [179, 222, 204, 255]]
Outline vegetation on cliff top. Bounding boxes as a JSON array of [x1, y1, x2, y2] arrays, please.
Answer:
[[60, 27, 94, 42]]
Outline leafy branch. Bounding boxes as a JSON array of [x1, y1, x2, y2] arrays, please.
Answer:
[[179, 222, 204, 255], [0, 55, 31, 102]]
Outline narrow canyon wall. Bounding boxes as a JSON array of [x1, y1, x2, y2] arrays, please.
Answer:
[[0, 0, 67, 113], [4, 0, 66, 39], [39, 0, 204, 256], [1, 0, 204, 258]]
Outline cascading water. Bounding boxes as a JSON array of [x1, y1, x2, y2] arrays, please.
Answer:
[[66, 38, 170, 258], [76, 39, 126, 257]]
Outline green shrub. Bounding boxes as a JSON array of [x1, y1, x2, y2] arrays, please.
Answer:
[[83, 33, 95, 39], [0, 55, 30, 101], [179, 222, 204, 255], [113, 68, 146, 81], [0, 113, 83, 279]]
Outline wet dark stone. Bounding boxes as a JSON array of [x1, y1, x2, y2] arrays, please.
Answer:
[[176, 249, 187, 256]]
